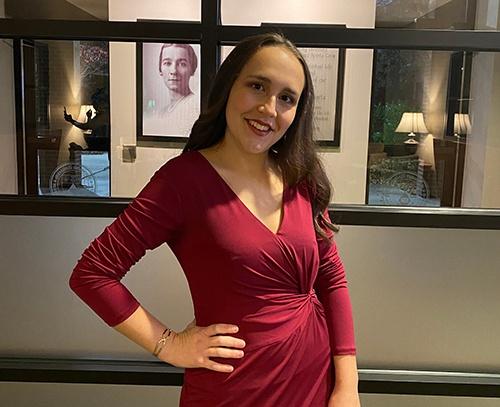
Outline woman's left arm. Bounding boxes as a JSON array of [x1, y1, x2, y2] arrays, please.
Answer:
[[313, 209, 360, 406], [328, 354, 360, 406]]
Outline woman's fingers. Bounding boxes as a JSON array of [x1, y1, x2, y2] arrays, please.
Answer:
[[205, 346, 244, 359], [206, 361, 235, 373], [208, 334, 246, 349], [206, 323, 239, 336]]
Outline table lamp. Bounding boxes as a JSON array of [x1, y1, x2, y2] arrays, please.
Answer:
[[454, 113, 471, 136], [395, 112, 429, 144]]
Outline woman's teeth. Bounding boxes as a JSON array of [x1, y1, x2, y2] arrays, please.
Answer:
[[248, 120, 271, 132]]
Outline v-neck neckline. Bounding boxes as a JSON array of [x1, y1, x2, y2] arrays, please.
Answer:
[[194, 150, 288, 237]]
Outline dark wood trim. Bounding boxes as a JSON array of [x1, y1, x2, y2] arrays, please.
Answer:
[[316, 47, 345, 148], [0, 357, 183, 386], [13, 38, 25, 195], [200, 0, 220, 111], [330, 204, 500, 230], [1, 357, 500, 397], [0, 195, 498, 230], [3, 19, 500, 51]]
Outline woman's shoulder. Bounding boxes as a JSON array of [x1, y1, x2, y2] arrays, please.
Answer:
[[157, 150, 200, 177]]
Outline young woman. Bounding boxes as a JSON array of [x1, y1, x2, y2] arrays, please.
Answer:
[[70, 33, 359, 406]]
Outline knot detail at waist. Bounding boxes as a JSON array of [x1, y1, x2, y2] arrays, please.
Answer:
[[236, 288, 325, 351]]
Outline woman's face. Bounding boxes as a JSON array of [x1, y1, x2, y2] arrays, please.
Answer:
[[160, 46, 193, 96], [223, 45, 305, 157]]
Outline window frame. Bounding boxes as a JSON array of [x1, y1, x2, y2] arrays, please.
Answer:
[[1, 2, 500, 227]]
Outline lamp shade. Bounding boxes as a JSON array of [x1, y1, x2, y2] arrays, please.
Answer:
[[454, 113, 471, 135], [395, 112, 429, 134]]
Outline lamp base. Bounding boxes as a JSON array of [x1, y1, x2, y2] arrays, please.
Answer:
[[404, 132, 419, 145]]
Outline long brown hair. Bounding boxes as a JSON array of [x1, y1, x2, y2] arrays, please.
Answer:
[[183, 32, 338, 240]]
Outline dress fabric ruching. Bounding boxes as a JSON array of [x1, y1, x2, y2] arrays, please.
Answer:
[[69, 150, 356, 406]]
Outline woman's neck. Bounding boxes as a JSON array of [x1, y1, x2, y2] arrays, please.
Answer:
[[167, 90, 192, 104], [205, 138, 279, 181]]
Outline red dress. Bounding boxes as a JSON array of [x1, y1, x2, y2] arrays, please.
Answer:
[[70, 150, 356, 406]]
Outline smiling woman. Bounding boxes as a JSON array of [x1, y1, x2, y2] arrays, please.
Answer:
[[70, 32, 359, 407]]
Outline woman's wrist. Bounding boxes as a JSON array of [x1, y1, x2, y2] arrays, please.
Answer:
[[333, 354, 359, 391], [153, 327, 175, 357]]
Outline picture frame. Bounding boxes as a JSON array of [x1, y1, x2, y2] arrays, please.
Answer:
[[137, 42, 201, 144], [301, 47, 345, 147]]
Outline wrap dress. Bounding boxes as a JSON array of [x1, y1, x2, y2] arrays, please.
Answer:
[[69, 149, 356, 406]]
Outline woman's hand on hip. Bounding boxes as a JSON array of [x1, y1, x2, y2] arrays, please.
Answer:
[[158, 319, 246, 373]]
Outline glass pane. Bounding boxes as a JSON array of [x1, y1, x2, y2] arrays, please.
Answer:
[[368, 48, 500, 209], [109, 0, 201, 22], [2, 0, 108, 21], [109, 41, 186, 199], [0, 39, 17, 195], [376, 0, 500, 31], [221, 0, 375, 27], [17, 39, 111, 197], [1, 0, 202, 22]]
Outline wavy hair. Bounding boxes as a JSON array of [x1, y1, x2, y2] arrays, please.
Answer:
[[182, 32, 338, 240]]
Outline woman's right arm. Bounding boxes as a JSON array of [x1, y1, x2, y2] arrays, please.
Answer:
[[69, 160, 245, 371]]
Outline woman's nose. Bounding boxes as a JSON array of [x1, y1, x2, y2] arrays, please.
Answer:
[[260, 96, 277, 117]]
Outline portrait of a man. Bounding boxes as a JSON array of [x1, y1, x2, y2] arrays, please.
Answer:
[[142, 43, 200, 138]]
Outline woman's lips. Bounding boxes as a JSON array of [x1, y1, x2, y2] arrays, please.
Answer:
[[245, 119, 272, 137]]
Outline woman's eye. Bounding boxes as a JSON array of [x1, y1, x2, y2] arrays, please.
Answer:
[[250, 83, 264, 91], [280, 94, 295, 105]]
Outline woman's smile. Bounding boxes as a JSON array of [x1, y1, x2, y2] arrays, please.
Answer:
[[245, 119, 273, 136]]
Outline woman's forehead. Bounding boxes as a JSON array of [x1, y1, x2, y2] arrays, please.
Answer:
[[239, 46, 305, 93], [162, 46, 189, 61]]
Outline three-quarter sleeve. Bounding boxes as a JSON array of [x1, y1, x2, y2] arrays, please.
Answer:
[[69, 162, 183, 327], [314, 210, 356, 356]]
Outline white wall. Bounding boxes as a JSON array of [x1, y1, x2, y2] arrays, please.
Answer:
[[108, 0, 200, 22], [108, 0, 376, 203], [0, 39, 17, 194]]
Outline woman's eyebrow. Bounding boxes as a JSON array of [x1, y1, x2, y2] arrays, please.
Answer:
[[162, 58, 188, 62], [246, 74, 299, 97]]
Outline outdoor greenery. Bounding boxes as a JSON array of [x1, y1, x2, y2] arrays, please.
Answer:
[[370, 49, 425, 145], [370, 101, 411, 144]]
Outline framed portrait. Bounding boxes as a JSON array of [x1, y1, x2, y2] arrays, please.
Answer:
[[137, 42, 201, 143], [220, 45, 345, 147]]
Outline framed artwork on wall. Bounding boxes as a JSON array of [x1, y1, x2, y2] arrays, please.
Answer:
[[137, 42, 201, 143], [301, 47, 345, 147]]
